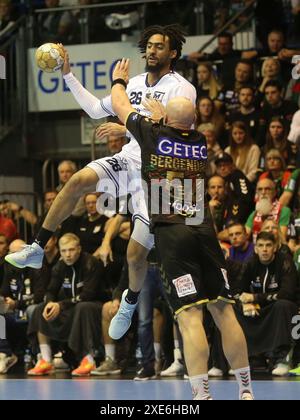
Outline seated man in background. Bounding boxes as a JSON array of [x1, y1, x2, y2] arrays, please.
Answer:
[[74, 193, 110, 256], [56, 160, 87, 231], [216, 60, 255, 116], [35, 190, 58, 233], [261, 80, 298, 129], [236, 232, 299, 376], [208, 173, 253, 240], [107, 133, 128, 156], [0, 239, 48, 374], [188, 32, 242, 85], [213, 153, 255, 241], [227, 86, 264, 146], [56, 160, 77, 193], [246, 178, 291, 243], [27, 233, 107, 377], [227, 222, 254, 263]]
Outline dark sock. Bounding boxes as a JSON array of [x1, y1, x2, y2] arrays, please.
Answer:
[[125, 288, 140, 305], [34, 228, 54, 249]]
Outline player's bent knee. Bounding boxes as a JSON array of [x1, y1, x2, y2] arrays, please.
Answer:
[[67, 168, 98, 193], [127, 242, 148, 269]]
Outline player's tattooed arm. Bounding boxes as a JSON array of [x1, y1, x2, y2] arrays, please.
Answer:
[[111, 59, 135, 124]]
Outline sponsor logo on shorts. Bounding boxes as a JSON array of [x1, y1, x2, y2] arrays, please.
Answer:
[[173, 274, 197, 298], [157, 138, 207, 160]]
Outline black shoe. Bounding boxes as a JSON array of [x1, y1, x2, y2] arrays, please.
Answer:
[[134, 366, 156, 381]]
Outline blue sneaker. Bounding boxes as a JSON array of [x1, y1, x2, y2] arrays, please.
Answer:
[[109, 290, 138, 340], [5, 243, 44, 269]]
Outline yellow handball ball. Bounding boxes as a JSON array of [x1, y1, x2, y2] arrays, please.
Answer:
[[35, 43, 65, 73]]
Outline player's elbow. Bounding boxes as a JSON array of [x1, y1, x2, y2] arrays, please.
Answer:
[[87, 107, 105, 119]]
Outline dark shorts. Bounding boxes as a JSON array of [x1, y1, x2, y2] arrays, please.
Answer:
[[154, 222, 234, 316]]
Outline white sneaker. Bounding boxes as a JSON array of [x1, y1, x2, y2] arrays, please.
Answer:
[[241, 391, 254, 401], [228, 369, 235, 376], [160, 360, 184, 377], [109, 290, 138, 340], [272, 363, 289, 377], [208, 367, 224, 377], [0, 353, 18, 374], [5, 243, 44, 269]]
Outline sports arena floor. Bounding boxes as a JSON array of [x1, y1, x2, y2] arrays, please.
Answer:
[[1, 372, 300, 400]]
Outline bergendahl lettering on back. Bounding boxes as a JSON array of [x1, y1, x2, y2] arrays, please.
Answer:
[[99, 404, 135, 418]]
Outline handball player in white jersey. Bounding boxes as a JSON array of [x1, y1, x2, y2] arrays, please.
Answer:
[[6, 24, 196, 339]]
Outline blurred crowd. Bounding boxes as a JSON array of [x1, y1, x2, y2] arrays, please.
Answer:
[[1, 0, 299, 45]]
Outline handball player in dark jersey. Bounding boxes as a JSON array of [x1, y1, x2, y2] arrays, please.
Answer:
[[110, 59, 254, 401]]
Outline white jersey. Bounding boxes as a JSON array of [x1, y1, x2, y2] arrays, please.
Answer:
[[64, 71, 197, 162]]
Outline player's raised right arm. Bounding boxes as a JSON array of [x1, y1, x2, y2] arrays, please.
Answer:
[[58, 44, 114, 119]]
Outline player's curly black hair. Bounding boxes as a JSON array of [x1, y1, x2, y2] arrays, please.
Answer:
[[138, 24, 187, 70]]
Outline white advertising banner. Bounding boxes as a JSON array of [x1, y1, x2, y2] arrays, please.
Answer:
[[27, 33, 253, 113]]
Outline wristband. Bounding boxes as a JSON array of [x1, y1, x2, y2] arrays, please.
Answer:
[[111, 79, 127, 89]]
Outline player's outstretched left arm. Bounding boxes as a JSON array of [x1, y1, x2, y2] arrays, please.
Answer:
[[111, 59, 135, 124]]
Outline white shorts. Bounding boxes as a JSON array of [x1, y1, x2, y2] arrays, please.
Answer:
[[87, 153, 154, 251]]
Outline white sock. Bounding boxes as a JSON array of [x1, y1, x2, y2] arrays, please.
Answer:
[[174, 348, 182, 362], [234, 367, 253, 400], [189, 374, 211, 400], [105, 344, 116, 361], [40, 344, 52, 363], [154, 343, 161, 361], [85, 354, 95, 364]]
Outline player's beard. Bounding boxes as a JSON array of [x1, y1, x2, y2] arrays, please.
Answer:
[[145, 54, 170, 73], [145, 61, 165, 73]]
